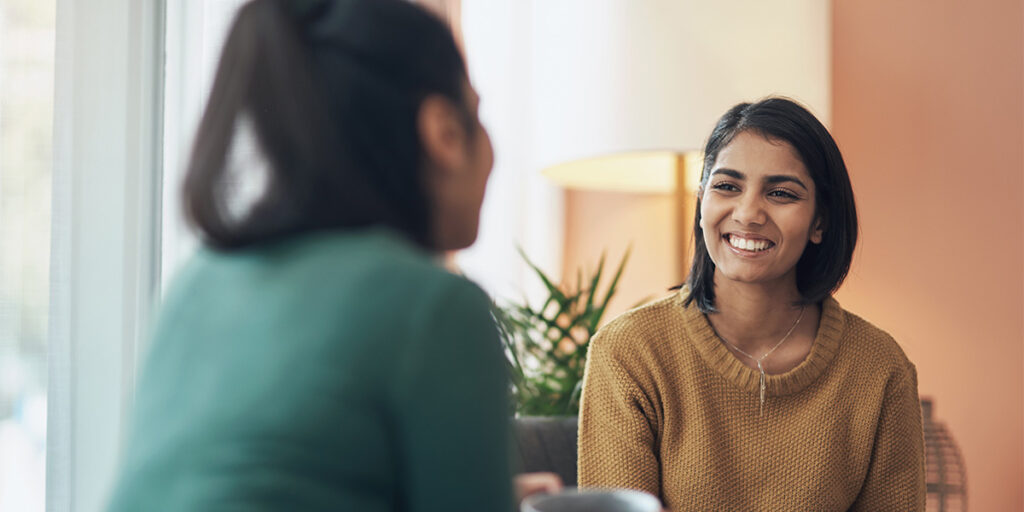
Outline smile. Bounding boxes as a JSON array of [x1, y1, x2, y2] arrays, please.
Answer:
[[725, 234, 774, 253]]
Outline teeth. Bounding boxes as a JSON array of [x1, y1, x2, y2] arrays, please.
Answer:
[[729, 235, 771, 252]]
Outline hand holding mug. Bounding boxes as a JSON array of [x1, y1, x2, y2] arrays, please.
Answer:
[[515, 472, 564, 504]]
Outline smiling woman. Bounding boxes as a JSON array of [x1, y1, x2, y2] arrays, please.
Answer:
[[700, 132, 823, 291], [686, 99, 858, 314], [577, 97, 925, 511]]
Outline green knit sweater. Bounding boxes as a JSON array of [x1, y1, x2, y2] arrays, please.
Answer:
[[107, 229, 513, 512], [578, 289, 925, 511]]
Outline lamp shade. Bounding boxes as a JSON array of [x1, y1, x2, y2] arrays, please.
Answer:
[[541, 151, 704, 194], [531, 0, 831, 177]]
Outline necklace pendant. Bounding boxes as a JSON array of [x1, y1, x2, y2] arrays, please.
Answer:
[[712, 305, 805, 419], [757, 360, 766, 416]]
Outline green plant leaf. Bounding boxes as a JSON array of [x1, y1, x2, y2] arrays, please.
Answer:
[[499, 246, 631, 417], [517, 246, 570, 306], [590, 246, 631, 331], [583, 251, 606, 314]]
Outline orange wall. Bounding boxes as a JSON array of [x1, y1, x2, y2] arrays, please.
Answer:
[[563, 190, 680, 318], [832, 1, 1023, 510]]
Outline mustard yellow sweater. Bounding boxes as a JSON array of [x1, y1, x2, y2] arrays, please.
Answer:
[[578, 290, 926, 511]]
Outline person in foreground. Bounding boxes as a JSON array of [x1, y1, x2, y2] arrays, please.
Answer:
[[106, 0, 558, 510], [577, 98, 926, 511]]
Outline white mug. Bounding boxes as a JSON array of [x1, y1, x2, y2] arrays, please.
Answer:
[[521, 487, 661, 512]]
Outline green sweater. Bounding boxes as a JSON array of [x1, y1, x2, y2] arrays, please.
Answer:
[[107, 229, 513, 511]]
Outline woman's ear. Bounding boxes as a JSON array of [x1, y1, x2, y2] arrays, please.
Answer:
[[696, 188, 705, 230], [418, 94, 467, 175], [810, 217, 824, 244]]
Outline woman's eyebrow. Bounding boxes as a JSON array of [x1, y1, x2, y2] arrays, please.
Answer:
[[764, 175, 808, 191], [710, 168, 744, 180], [711, 169, 809, 192]]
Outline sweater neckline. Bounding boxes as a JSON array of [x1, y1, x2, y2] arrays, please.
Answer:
[[675, 288, 845, 397]]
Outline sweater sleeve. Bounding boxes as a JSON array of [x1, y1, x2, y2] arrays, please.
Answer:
[[850, 366, 926, 511], [577, 328, 661, 498], [392, 277, 513, 512]]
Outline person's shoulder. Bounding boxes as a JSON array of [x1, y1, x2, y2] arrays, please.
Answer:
[[182, 227, 484, 317], [279, 227, 473, 295], [589, 292, 683, 359], [836, 303, 916, 380], [286, 227, 437, 275]]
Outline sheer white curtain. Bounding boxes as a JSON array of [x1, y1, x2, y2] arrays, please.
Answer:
[[458, 0, 565, 303], [161, 0, 247, 289], [47, 1, 163, 511]]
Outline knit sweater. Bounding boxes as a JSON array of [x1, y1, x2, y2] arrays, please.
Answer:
[[578, 289, 926, 511], [107, 229, 513, 512]]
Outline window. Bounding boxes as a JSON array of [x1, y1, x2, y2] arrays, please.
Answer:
[[0, 1, 55, 510]]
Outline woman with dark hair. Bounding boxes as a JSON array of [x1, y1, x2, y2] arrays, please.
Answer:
[[578, 98, 925, 511], [106, 0, 557, 510]]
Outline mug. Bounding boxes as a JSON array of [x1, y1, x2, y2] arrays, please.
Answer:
[[521, 487, 661, 512]]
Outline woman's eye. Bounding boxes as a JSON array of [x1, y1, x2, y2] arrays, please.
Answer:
[[769, 189, 799, 200], [712, 182, 739, 192]]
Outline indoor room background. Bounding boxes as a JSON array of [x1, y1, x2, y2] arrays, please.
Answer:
[[552, 2, 1023, 511], [0, 0, 1019, 511]]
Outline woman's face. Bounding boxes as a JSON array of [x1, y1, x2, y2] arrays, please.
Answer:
[[699, 130, 823, 289], [421, 81, 494, 251], [454, 85, 494, 248]]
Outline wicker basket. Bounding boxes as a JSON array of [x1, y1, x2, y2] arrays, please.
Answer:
[[922, 398, 967, 511]]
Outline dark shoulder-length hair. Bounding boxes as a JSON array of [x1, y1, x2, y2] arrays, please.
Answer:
[[683, 97, 858, 312], [184, 0, 470, 250]]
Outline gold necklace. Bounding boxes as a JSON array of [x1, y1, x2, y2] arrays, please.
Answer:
[[717, 305, 805, 416]]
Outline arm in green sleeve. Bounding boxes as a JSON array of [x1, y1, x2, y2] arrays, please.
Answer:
[[392, 277, 513, 512]]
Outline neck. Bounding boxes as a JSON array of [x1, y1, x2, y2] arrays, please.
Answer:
[[706, 272, 806, 353]]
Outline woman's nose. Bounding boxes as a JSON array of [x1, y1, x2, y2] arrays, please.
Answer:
[[731, 193, 766, 226]]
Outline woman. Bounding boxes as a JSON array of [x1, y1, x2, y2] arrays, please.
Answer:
[[578, 98, 925, 511], [107, 0, 556, 510]]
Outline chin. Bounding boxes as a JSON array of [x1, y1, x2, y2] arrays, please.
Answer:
[[437, 229, 479, 252], [454, 234, 478, 251], [718, 272, 769, 285], [716, 266, 795, 288], [712, 261, 762, 282]]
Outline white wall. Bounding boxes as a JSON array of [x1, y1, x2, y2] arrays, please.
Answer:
[[459, 0, 565, 304]]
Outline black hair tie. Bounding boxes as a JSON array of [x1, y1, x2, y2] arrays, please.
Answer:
[[278, 0, 333, 26]]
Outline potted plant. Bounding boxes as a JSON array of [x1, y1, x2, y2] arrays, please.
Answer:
[[495, 248, 630, 485]]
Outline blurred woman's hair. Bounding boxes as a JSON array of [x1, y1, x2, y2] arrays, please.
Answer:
[[184, 0, 469, 250], [683, 97, 859, 312]]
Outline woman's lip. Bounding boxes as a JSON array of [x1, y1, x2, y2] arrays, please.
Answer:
[[725, 241, 775, 257], [724, 232, 774, 243], [722, 233, 775, 256]]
